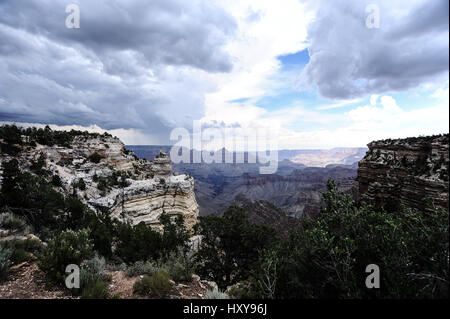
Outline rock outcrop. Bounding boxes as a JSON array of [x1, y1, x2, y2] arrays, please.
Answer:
[[0, 134, 199, 229], [91, 175, 198, 229], [357, 134, 449, 212]]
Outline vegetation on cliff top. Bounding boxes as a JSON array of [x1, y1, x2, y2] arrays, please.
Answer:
[[0, 124, 113, 154]]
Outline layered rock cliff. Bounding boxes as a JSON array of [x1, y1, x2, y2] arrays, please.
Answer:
[[357, 134, 449, 212], [0, 133, 199, 229]]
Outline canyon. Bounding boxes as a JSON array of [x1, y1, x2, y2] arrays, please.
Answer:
[[128, 146, 361, 217]]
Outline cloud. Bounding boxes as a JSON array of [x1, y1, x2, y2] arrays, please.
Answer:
[[0, 0, 235, 144], [0, 0, 235, 72], [301, 0, 449, 99], [272, 94, 449, 149], [203, 0, 313, 125], [0, 0, 447, 149]]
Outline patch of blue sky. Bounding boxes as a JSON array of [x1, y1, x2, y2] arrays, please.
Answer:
[[277, 49, 310, 72], [389, 89, 444, 111], [228, 97, 252, 104]]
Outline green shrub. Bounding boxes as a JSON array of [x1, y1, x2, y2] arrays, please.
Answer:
[[274, 180, 449, 299], [226, 282, 256, 299], [133, 274, 153, 296], [115, 222, 162, 263], [1, 237, 43, 265], [133, 271, 173, 297], [81, 277, 108, 299], [159, 213, 191, 259], [84, 212, 115, 258], [0, 245, 12, 282], [10, 248, 31, 264], [73, 178, 86, 190], [163, 251, 197, 282], [126, 260, 158, 277], [30, 153, 47, 176], [0, 125, 23, 155], [51, 175, 63, 187], [82, 278, 108, 299], [205, 287, 230, 299], [38, 229, 94, 282], [0, 212, 29, 232], [82, 254, 105, 277], [195, 206, 276, 289], [148, 270, 173, 297], [88, 152, 103, 164]]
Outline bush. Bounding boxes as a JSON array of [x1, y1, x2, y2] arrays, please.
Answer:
[[163, 251, 197, 282], [133, 270, 173, 297], [51, 175, 63, 187], [126, 260, 158, 277], [0, 246, 12, 282], [81, 278, 108, 299], [88, 152, 103, 164], [10, 248, 31, 264], [274, 180, 449, 299], [195, 206, 277, 289], [82, 254, 106, 277], [115, 222, 162, 263], [38, 229, 94, 282], [1, 236, 43, 265], [0, 125, 22, 155], [0, 212, 29, 233], [133, 275, 153, 296], [226, 282, 256, 299], [205, 287, 230, 299], [160, 214, 191, 259], [79, 268, 108, 299], [148, 270, 173, 297], [73, 178, 86, 191]]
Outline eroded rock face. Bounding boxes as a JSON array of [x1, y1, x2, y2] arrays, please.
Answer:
[[357, 134, 449, 212], [91, 175, 198, 229], [0, 135, 199, 230]]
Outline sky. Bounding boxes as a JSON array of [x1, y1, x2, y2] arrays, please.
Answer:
[[0, 0, 448, 150]]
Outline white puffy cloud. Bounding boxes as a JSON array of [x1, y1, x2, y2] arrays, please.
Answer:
[[274, 94, 449, 149], [203, 0, 314, 123]]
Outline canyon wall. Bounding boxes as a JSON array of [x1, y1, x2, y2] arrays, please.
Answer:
[[0, 135, 199, 229], [357, 134, 449, 212]]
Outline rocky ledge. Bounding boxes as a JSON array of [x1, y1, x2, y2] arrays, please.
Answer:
[[0, 134, 199, 229], [357, 134, 449, 212]]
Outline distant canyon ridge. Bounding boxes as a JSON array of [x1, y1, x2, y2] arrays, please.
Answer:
[[127, 146, 367, 217]]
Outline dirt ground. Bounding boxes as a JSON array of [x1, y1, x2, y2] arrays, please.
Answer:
[[1, 262, 214, 299], [0, 262, 74, 299]]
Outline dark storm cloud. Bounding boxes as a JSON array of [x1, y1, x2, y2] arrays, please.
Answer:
[[302, 0, 449, 99], [0, 0, 235, 72], [0, 0, 235, 139]]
